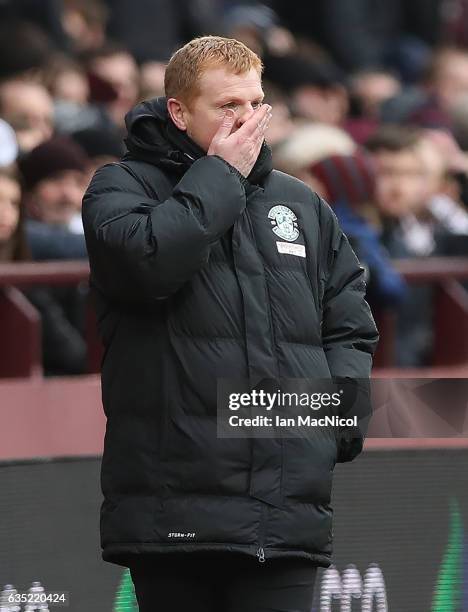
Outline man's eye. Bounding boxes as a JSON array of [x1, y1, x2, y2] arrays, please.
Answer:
[[222, 101, 263, 111]]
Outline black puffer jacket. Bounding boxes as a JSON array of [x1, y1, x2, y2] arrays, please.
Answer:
[[82, 97, 378, 568]]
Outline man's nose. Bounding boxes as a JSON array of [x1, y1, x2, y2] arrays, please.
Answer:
[[61, 183, 81, 207]]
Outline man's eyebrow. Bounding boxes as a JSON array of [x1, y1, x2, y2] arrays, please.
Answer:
[[216, 94, 265, 105]]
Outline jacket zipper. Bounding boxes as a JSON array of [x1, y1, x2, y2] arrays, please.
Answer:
[[243, 204, 275, 565], [256, 503, 266, 563]]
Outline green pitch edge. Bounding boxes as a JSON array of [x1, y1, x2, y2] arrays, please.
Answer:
[[113, 568, 138, 612], [432, 498, 464, 612]]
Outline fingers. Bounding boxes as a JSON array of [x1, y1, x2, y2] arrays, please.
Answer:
[[207, 103, 272, 175], [252, 123, 268, 158], [239, 104, 272, 139], [214, 109, 236, 140], [255, 108, 272, 135]]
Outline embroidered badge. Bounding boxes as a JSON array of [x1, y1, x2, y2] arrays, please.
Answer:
[[276, 242, 306, 257], [268, 205, 299, 242]]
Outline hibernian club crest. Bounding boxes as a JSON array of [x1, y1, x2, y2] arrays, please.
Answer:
[[268, 205, 299, 242]]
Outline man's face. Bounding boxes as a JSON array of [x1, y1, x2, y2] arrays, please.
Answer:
[[0, 176, 20, 243], [351, 72, 401, 117], [91, 52, 139, 125], [292, 85, 349, 126], [434, 53, 468, 112], [372, 149, 427, 218], [0, 81, 54, 152], [170, 66, 265, 152], [30, 170, 85, 225]]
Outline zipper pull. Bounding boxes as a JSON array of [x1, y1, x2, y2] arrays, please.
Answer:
[[256, 547, 265, 563]]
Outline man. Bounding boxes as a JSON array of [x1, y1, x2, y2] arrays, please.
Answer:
[[263, 53, 350, 126], [82, 36, 378, 612], [83, 42, 140, 129], [17, 136, 90, 375], [19, 135, 89, 258], [366, 125, 468, 366], [0, 80, 54, 154]]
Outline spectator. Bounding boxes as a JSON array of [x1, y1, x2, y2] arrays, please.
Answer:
[[18, 136, 89, 257], [0, 169, 27, 262], [425, 126, 468, 209], [259, 81, 295, 147], [345, 69, 402, 144], [0, 80, 54, 154], [139, 61, 167, 101], [349, 70, 402, 119], [382, 47, 468, 130], [367, 125, 468, 254], [0, 167, 87, 374], [42, 53, 115, 136], [406, 46, 468, 129], [307, 152, 407, 308], [366, 125, 468, 365], [61, 0, 109, 53], [437, 0, 468, 47], [418, 132, 468, 253], [44, 54, 90, 105], [0, 20, 54, 82], [0, 119, 19, 172], [18, 135, 90, 374], [264, 53, 349, 125], [72, 126, 124, 184], [273, 123, 356, 180], [367, 126, 427, 247], [366, 126, 432, 365], [426, 47, 468, 116], [82, 43, 140, 129]]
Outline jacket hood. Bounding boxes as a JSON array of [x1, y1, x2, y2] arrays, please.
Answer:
[[123, 96, 273, 186]]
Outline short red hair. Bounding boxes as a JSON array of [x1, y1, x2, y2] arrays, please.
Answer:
[[164, 36, 263, 106]]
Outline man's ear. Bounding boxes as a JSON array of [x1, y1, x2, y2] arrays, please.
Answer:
[[167, 98, 188, 131]]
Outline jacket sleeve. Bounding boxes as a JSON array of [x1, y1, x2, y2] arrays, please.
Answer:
[[82, 155, 247, 305], [318, 196, 379, 462]]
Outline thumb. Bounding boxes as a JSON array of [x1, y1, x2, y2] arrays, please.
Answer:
[[215, 109, 235, 139]]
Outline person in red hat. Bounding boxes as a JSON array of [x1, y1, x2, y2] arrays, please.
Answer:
[[19, 135, 89, 260], [308, 151, 406, 309], [18, 135, 91, 375]]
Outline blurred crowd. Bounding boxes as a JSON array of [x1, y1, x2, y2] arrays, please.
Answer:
[[1, 0, 468, 374]]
